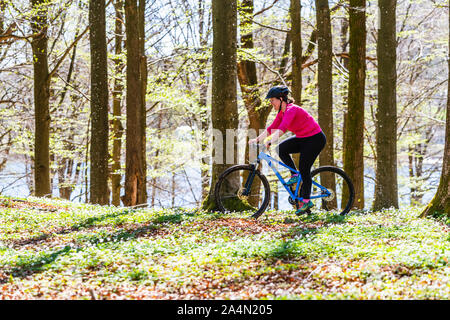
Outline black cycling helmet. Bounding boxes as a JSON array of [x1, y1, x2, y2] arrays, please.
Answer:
[[265, 85, 289, 100]]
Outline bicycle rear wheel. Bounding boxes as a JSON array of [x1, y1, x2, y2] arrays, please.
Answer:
[[214, 165, 270, 219], [310, 166, 355, 215]]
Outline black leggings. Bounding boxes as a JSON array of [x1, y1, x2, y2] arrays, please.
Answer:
[[276, 131, 326, 199]]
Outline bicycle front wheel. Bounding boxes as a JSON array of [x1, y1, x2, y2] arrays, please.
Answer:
[[310, 166, 355, 215], [214, 165, 270, 219]]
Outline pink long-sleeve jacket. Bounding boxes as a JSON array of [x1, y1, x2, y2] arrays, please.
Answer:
[[266, 103, 322, 138]]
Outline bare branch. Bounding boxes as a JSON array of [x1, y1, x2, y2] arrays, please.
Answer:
[[253, 0, 280, 16], [48, 25, 90, 79]]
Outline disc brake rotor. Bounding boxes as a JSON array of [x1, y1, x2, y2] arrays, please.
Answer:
[[237, 187, 248, 201], [323, 189, 335, 202]]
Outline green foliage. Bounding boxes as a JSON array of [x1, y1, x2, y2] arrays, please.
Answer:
[[0, 196, 449, 299], [0, 0, 446, 215]]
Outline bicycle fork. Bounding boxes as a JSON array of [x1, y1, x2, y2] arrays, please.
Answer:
[[242, 163, 259, 196]]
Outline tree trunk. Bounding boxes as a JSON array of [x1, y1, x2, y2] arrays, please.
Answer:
[[237, 0, 271, 207], [273, 181, 279, 210], [89, 0, 109, 205], [420, 107, 450, 216], [373, 0, 398, 210], [31, 0, 51, 197], [111, 0, 124, 206], [171, 172, 176, 207], [408, 144, 419, 205], [123, 0, 146, 206], [289, 0, 302, 183], [0, 1, 5, 34], [408, 126, 433, 205], [202, 0, 237, 211], [420, 5, 450, 217], [150, 112, 163, 207], [198, 0, 210, 202], [290, 0, 302, 103], [139, 0, 148, 205], [57, 131, 77, 200], [55, 21, 79, 201], [237, 0, 271, 140], [315, 0, 336, 207], [343, 0, 366, 209]]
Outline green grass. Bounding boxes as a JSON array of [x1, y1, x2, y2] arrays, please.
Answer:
[[0, 195, 449, 299]]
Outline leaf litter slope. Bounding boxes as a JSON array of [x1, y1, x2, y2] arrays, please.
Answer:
[[0, 196, 449, 299]]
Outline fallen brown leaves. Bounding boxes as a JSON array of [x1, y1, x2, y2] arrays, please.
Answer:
[[186, 217, 289, 236], [0, 199, 65, 212]]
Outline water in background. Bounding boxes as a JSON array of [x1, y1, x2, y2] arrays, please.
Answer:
[[0, 157, 438, 209]]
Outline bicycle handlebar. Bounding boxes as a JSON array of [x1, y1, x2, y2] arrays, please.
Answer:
[[249, 142, 270, 153]]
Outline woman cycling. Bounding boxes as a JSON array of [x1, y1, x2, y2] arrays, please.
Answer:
[[249, 85, 326, 214]]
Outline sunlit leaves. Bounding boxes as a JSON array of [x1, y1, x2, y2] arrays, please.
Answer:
[[0, 197, 449, 299]]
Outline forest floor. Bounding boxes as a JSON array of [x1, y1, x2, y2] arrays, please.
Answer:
[[0, 195, 449, 300]]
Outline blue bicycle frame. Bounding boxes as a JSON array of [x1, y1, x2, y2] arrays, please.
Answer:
[[253, 150, 331, 202]]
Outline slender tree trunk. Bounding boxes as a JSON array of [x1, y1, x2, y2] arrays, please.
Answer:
[[420, 4, 450, 217], [139, 0, 148, 205], [199, 84, 209, 203], [123, 0, 146, 206], [55, 23, 79, 200], [280, 33, 291, 77], [290, 0, 302, 103], [171, 172, 176, 207], [273, 181, 279, 210], [315, 0, 336, 207], [408, 144, 418, 205], [111, 0, 124, 206], [339, 17, 349, 66], [0, 1, 5, 34], [289, 0, 302, 183], [202, 0, 237, 210], [25, 143, 34, 195], [31, 0, 51, 197], [150, 112, 163, 207], [343, 0, 366, 209], [84, 119, 90, 203], [408, 126, 433, 206], [198, 0, 210, 202], [89, 0, 109, 205], [199, 80, 209, 203], [340, 16, 349, 210], [374, 0, 398, 210], [57, 130, 77, 200]]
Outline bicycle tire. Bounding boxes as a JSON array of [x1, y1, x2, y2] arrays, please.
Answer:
[[214, 164, 271, 219], [310, 166, 355, 215]]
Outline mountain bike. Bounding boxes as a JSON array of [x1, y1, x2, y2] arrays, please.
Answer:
[[214, 144, 355, 219]]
